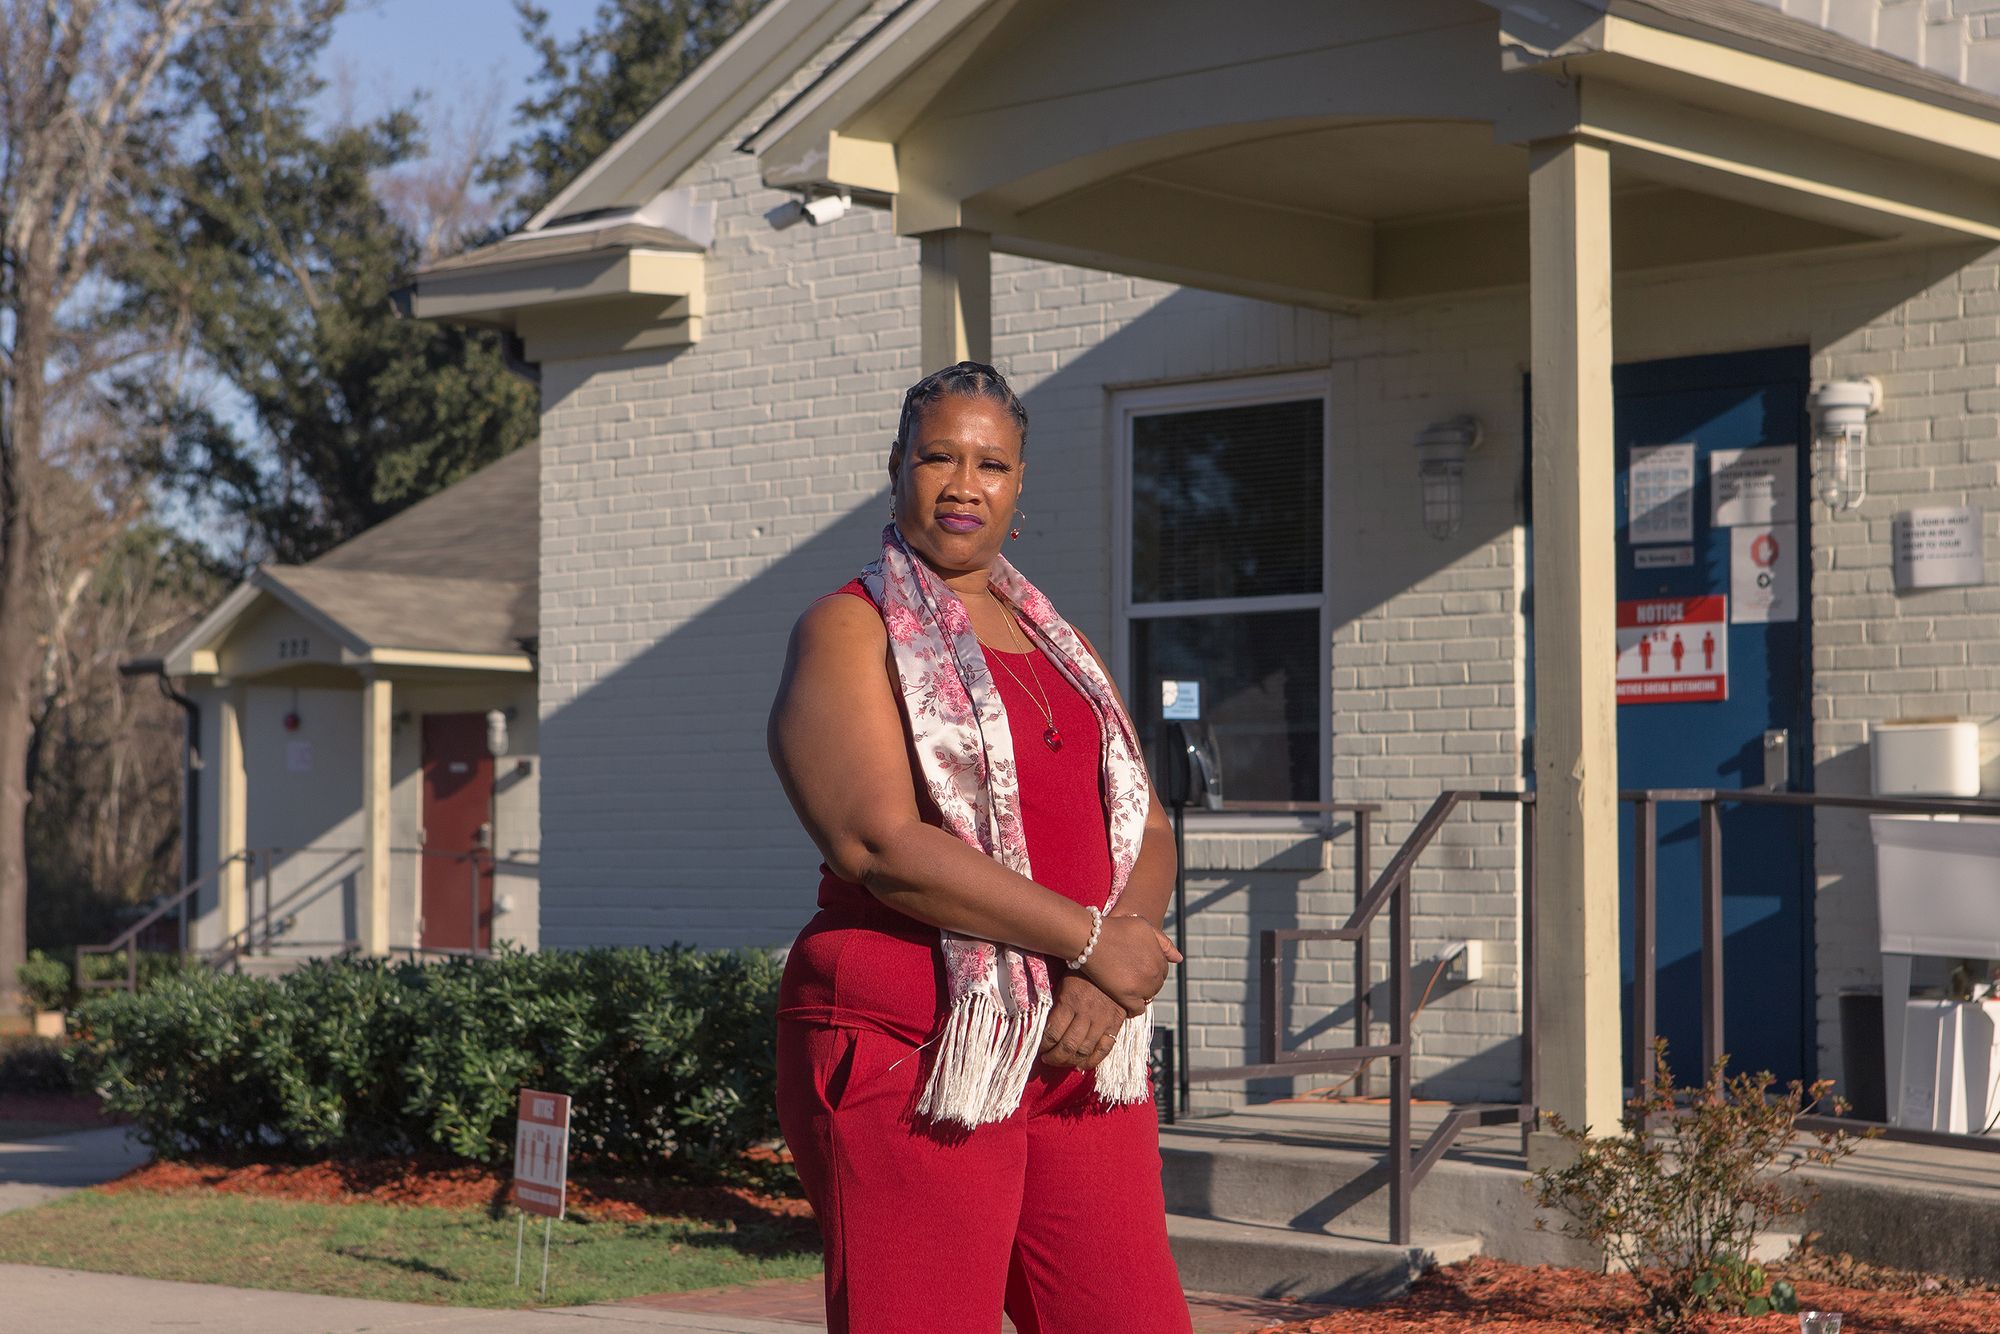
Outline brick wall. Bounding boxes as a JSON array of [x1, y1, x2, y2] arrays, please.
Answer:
[[534, 4, 2000, 1104]]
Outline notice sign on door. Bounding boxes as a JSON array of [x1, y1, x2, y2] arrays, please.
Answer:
[[512, 1089, 571, 1219], [1617, 596, 1729, 704]]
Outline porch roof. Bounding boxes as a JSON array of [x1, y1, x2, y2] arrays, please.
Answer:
[[164, 445, 538, 678], [720, 0, 2000, 309]]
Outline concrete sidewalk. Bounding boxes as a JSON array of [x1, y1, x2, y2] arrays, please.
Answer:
[[0, 1125, 149, 1216], [1, 1264, 818, 1333]]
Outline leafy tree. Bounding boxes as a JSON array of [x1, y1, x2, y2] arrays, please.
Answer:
[[486, 0, 766, 223], [135, 0, 537, 566], [0, 0, 220, 1005]]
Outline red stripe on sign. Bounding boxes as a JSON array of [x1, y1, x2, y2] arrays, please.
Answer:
[[1616, 595, 1726, 629]]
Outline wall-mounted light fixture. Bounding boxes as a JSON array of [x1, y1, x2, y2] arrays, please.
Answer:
[[1415, 416, 1482, 540], [485, 707, 510, 758], [1809, 377, 1880, 512]]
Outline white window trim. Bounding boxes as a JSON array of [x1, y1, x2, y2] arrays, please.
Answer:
[[1112, 370, 1334, 830]]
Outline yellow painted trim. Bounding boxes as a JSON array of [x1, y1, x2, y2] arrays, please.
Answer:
[[919, 229, 991, 368], [1528, 135, 1624, 1137], [827, 133, 899, 195], [216, 689, 248, 943], [360, 675, 394, 956], [409, 248, 705, 327], [347, 648, 536, 673], [1576, 82, 2000, 242], [184, 649, 220, 676], [1597, 17, 2000, 166]]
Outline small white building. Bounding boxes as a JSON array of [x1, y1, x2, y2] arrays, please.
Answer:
[[404, 0, 2000, 1126], [160, 445, 542, 962]]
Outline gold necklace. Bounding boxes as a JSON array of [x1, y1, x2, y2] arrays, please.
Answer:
[[987, 599, 1063, 753]]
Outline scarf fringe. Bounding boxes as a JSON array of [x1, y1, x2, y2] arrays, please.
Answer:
[[918, 989, 1052, 1128], [918, 993, 1156, 1126], [1094, 1003, 1154, 1107]]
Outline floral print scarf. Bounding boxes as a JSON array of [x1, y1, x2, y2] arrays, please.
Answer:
[[862, 525, 1155, 1127]]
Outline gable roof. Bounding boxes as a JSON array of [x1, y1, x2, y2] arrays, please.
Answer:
[[526, 0, 878, 228], [164, 445, 539, 674]]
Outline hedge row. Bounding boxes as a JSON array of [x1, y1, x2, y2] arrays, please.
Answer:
[[68, 947, 781, 1176]]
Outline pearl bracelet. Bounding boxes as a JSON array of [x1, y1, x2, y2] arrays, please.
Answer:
[[1067, 905, 1104, 971]]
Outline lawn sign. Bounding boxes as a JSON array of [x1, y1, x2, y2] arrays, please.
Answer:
[[512, 1089, 571, 1296]]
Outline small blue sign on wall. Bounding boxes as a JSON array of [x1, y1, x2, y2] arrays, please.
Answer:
[[1161, 680, 1201, 721]]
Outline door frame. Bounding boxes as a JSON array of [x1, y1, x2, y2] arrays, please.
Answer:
[[1523, 345, 1818, 1080]]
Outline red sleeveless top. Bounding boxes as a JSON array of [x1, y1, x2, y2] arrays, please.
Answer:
[[776, 580, 1114, 1043]]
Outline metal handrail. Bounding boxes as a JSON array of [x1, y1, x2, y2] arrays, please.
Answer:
[[1624, 785, 2000, 1155], [79, 843, 508, 989], [1187, 788, 1540, 1244], [77, 852, 253, 992]]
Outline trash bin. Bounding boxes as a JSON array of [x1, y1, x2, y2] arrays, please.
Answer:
[[1837, 990, 1886, 1123]]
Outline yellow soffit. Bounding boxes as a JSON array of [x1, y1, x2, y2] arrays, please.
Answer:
[[1586, 16, 2000, 169]]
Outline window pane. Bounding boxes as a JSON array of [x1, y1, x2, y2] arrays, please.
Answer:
[[1132, 397, 1324, 604], [1131, 609, 1321, 804]]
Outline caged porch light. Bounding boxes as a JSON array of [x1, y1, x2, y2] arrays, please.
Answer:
[[1809, 377, 1880, 512], [1414, 416, 1482, 540]]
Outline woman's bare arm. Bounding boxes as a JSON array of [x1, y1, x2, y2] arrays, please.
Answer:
[[767, 594, 1173, 1012]]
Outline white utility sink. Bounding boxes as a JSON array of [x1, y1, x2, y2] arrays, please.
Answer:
[[1870, 814, 2000, 1130], [1871, 814, 2000, 957]]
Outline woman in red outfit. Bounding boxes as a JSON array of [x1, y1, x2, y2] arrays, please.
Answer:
[[768, 362, 1192, 1334]]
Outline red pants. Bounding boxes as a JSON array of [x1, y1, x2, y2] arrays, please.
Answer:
[[777, 1021, 1193, 1334]]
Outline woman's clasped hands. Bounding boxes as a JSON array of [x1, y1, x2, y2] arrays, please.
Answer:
[[1040, 914, 1180, 1072]]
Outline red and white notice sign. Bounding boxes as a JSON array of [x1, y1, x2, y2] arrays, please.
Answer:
[[1616, 595, 1728, 704], [512, 1089, 571, 1219]]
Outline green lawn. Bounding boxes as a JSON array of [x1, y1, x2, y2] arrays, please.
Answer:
[[0, 1189, 821, 1308]]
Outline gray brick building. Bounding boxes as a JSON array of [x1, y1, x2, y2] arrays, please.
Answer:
[[409, 0, 2000, 1124]]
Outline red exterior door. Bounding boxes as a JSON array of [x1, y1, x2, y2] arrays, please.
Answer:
[[421, 713, 494, 951]]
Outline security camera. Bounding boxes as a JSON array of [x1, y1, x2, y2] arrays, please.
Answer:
[[802, 192, 851, 226]]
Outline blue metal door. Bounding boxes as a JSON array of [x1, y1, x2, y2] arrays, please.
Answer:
[[1612, 348, 1814, 1087]]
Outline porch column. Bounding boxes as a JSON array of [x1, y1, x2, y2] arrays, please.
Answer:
[[216, 686, 248, 946], [360, 672, 393, 955], [1527, 135, 1624, 1140], [918, 228, 991, 369]]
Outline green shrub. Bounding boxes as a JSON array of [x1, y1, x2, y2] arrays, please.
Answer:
[[1530, 1041, 1867, 1328], [0, 1035, 78, 1094], [17, 949, 72, 1014], [77, 950, 189, 992], [68, 947, 782, 1178]]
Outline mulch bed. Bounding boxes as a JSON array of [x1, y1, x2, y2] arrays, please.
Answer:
[[1253, 1257, 2000, 1333], [101, 1154, 815, 1236]]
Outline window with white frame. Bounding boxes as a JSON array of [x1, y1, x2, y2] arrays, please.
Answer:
[[1117, 376, 1328, 806]]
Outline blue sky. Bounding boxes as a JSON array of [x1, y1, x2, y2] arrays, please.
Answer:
[[316, 0, 604, 134]]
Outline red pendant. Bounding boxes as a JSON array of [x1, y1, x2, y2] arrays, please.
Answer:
[[1044, 725, 1063, 753]]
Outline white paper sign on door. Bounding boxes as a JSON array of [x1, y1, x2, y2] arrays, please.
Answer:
[[1892, 506, 1986, 591], [1629, 443, 1696, 544], [1710, 446, 1796, 527], [1731, 523, 1798, 623]]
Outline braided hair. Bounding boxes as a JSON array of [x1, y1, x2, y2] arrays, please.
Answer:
[[889, 361, 1029, 473]]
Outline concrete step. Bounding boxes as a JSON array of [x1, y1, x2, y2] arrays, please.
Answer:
[[1160, 1124, 1595, 1267], [1166, 1213, 1481, 1304]]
